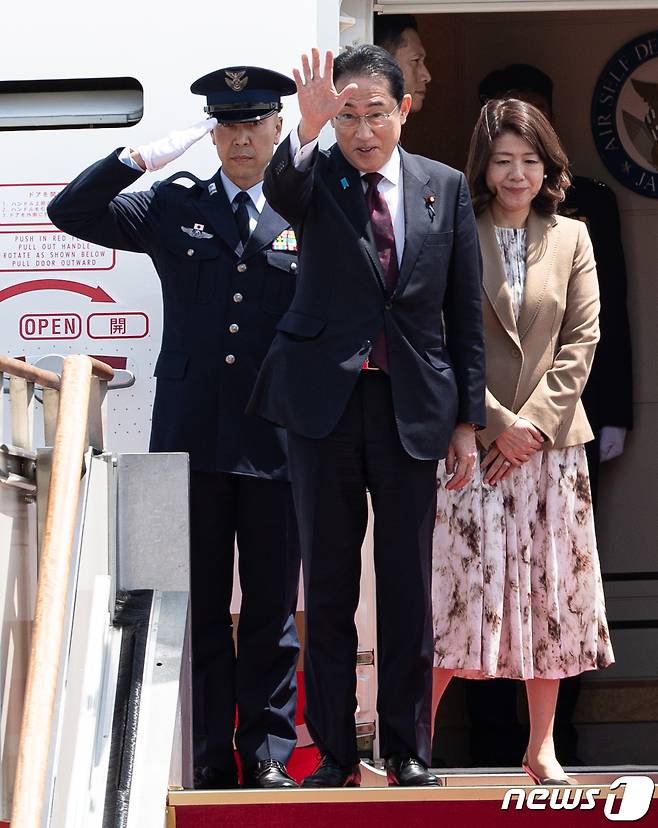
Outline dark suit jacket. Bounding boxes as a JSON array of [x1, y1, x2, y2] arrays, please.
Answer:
[[248, 137, 486, 460], [561, 176, 633, 431], [48, 150, 298, 478]]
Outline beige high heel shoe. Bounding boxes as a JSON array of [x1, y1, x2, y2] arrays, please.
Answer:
[[522, 754, 577, 786]]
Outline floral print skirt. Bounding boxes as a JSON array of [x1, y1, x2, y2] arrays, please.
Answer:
[[432, 445, 614, 680]]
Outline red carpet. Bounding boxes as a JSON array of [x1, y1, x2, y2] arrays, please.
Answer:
[[173, 799, 642, 828]]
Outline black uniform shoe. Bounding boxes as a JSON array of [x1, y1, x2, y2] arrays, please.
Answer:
[[384, 755, 440, 787], [301, 754, 361, 787], [193, 764, 239, 790], [242, 760, 298, 788]]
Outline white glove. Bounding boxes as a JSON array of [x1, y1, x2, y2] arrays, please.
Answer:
[[136, 118, 217, 171], [599, 426, 627, 462]]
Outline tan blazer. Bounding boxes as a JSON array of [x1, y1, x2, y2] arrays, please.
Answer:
[[476, 208, 600, 450]]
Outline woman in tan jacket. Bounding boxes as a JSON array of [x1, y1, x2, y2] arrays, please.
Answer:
[[431, 99, 614, 784]]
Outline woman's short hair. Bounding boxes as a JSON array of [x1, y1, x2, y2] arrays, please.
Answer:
[[465, 98, 571, 216]]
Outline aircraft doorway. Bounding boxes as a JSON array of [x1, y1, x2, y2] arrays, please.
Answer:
[[387, 6, 658, 771]]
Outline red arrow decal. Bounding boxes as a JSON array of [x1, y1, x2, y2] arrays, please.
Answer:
[[0, 279, 115, 303]]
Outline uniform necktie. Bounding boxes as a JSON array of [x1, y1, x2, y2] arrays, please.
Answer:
[[233, 191, 251, 246], [363, 172, 399, 372]]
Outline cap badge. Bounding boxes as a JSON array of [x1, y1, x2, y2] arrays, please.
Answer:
[[225, 69, 248, 92]]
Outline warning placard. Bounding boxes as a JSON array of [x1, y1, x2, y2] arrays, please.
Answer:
[[0, 183, 66, 225], [0, 230, 115, 272]]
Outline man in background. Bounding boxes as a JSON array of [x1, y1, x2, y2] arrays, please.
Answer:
[[374, 13, 432, 114]]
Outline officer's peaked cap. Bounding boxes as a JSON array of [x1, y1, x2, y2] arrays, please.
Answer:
[[191, 66, 296, 123]]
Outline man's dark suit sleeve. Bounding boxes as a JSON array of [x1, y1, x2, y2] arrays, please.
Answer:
[[47, 149, 157, 254], [263, 135, 317, 226], [443, 173, 486, 427], [582, 183, 633, 430]]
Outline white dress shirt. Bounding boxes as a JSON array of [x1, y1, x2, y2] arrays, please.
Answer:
[[220, 170, 265, 233], [288, 129, 405, 266]]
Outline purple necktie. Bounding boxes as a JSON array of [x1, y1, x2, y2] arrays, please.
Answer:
[[363, 172, 399, 372]]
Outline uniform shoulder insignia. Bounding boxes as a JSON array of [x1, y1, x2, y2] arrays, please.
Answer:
[[161, 170, 203, 188]]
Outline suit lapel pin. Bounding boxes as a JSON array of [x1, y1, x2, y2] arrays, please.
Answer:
[[340, 177, 349, 190], [425, 194, 436, 222]]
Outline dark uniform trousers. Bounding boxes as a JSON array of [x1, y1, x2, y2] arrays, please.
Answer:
[[46, 150, 302, 774], [288, 372, 438, 767], [190, 470, 300, 769]]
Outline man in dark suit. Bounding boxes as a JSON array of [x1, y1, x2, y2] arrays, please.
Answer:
[[48, 67, 302, 789], [249, 46, 486, 787]]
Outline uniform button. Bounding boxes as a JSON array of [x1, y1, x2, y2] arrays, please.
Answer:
[[233, 293, 243, 303], [229, 323, 239, 334], [512, 348, 521, 358], [384, 301, 393, 310], [225, 354, 236, 365], [290, 262, 298, 272], [187, 248, 195, 256], [237, 262, 247, 273]]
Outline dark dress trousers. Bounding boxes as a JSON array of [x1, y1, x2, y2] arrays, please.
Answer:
[[249, 137, 486, 767], [48, 151, 301, 773]]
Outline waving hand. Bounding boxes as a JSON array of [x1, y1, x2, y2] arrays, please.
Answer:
[[294, 49, 358, 145]]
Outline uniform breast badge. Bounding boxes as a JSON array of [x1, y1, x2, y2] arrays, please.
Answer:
[[272, 229, 298, 252], [182, 223, 214, 239]]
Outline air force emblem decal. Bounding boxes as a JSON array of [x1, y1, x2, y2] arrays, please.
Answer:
[[592, 30, 658, 197]]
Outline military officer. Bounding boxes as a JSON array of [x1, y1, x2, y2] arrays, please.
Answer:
[[48, 67, 301, 789]]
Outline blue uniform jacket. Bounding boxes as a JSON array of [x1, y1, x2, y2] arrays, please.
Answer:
[[48, 150, 298, 479]]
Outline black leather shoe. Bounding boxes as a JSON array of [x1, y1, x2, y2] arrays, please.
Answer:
[[385, 755, 440, 787], [193, 764, 239, 790], [301, 754, 361, 788], [243, 760, 298, 788]]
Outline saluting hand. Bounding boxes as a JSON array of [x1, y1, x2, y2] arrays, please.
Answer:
[[293, 49, 358, 146], [132, 118, 218, 172]]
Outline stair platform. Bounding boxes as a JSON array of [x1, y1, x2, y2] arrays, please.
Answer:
[[167, 768, 658, 828]]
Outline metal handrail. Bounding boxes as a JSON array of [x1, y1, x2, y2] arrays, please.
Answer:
[[0, 352, 115, 388], [0, 354, 61, 390], [8, 355, 112, 828]]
